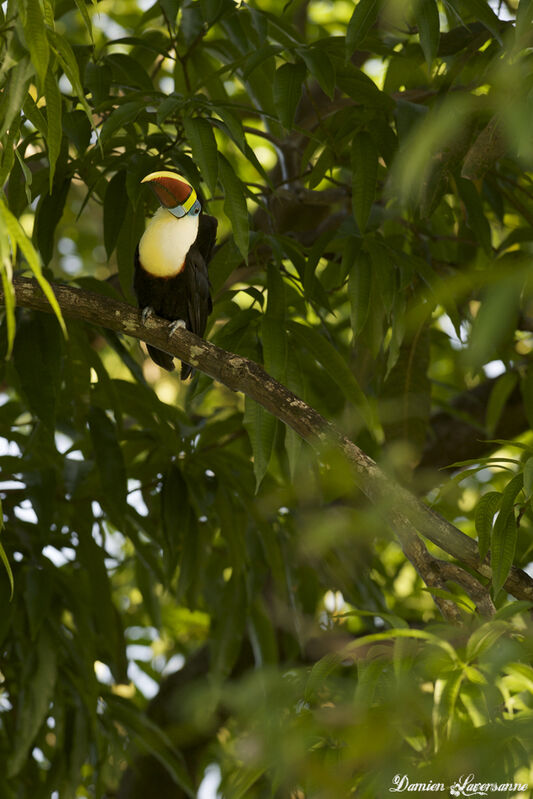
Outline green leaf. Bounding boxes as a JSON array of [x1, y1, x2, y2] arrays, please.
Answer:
[[351, 131, 378, 232], [382, 323, 431, 456], [74, 0, 93, 40], [21, 0, 49, 92], [100, 100, 145, 145], [456, 177, 491, 254], [0, 255, 16, 360], [44, 65, 62, 192], [0, 498, 13, 600], [273, 61, 306, 129], [523, 457, 533, 500], [491, 511, 518, 597], [346, 0, 379, 57], [7, 629, 57, 777], [104, 171, 128, 259], [348, 247, 371, 336], [106, 696, 195, 796], [474, 491, 501, 562], [520, 368, 533, 429], [0, 197, 67, 337], [116, 199, 145, 300], [298, 47, 335, 99], [465, 273, 522, 371], [485, 371, 518, 435], [105, 53, 154, 90], [491, 472, 523, 594], [48, 30, 94, 125], [88, 406, 128, 524], [84, 61, 112, 108], [305, 652, 344, 702], [13, 315, 62, 429], [415, 0, 440, 67], [218, 153, 249, 259], [210, 576, 247, 679], [261, 316, 287, 382], [447, 0, 502, 43], [287, 321, 377, 434], [34, 178, 71, 266], [182, 116, 219, 196], [0, 57, 33, 139], [244, 395, 276, 490]]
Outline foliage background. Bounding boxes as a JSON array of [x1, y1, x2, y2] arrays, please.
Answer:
[[2, 0, 533, 795]]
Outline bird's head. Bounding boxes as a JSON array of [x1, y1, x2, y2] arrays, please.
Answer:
[[141, 171, 202, 219]]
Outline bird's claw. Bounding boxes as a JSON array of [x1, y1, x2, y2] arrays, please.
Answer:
[[168, 319, 186, 337], [141, 306, 155, 323]]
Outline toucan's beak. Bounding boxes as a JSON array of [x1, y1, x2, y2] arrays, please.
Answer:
[[141, 171, 201, 218]]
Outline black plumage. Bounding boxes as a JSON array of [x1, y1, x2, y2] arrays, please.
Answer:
[[134, 213, 217, 378]]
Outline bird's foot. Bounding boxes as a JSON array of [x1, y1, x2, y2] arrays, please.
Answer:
[[141, 306, 155, 323], [168, 319, 186, 337]]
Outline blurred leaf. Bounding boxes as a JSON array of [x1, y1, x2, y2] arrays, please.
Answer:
[[106, 696, 195, 796], [105, 53, 154, 90], [0, 256, 16, 359], [7, 628, 57, 777], [210, 575, 246, 678], [382, 323, 431, 458], [244, 395, 276, 490], [0, 498, 13, 600], [74, 0, 93, 40], [485, 371, 518, 435], [465, 272, 523, 371], [351, 131, 378, 232], [116, 199, 145, 300], [415, 0, 440, 66], [88, 406, 128, 524], [62, 110, 92, 153], [273, 61, 306, 129], [348, 248, 371, 335], [346, 0, 379, 57], [13, 314, 62, 429], [523, 457, 533, 500], [287, 321, 377, 434], [183, 116, 219, 196]]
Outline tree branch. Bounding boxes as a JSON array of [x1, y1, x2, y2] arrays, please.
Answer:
[[3, 277, 533, 611]]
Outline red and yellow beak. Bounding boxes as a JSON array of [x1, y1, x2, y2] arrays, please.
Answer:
[[141, 171, 200, 218]]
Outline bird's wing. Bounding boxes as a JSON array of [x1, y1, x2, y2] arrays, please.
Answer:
[[195, 214, 218, 264], [185, 247, 212, 337]]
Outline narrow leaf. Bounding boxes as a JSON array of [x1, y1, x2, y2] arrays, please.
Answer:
[[218, 153, 249, 259], [21, 0, 49, 92], [346, 0, 379, 58], [474, 491, 501, 562], [287, 320, 377, 434], [244, 396, 276, 490], [0, 498, 13, 599], [182, 116, 219, 196], [273, 62, 306, 129], [44, 65, 62, 192], [348, 248, 371, 335], [351, 131, 378, 232], [104, 171, 128, 258], [416, 0, 440, 67], [298, 47, 335, 99], [88, 406, 128, 524], [485, 371, 518, 435], [523, 457, 533, 500]]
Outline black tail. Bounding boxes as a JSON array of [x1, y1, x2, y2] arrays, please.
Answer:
[[147, 344, 175, 372]]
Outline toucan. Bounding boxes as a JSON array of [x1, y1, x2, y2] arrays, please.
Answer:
[[134, 170, 217, 378]]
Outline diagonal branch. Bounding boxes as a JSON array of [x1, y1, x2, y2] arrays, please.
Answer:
[[3, 277, 533, 614]]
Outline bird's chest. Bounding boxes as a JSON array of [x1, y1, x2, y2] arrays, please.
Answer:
[[138, 211, 198, 277]]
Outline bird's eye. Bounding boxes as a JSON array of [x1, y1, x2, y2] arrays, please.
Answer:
[[195, 207, 200, 215]]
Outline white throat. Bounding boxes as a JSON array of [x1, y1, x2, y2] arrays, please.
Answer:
[[139, 207, 199, 277]]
